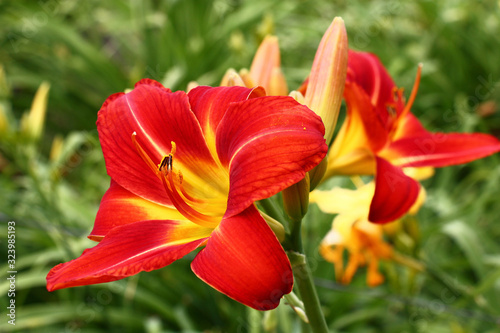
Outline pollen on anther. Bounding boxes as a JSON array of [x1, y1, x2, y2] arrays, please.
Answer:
[[170, 141, 177, 155], [158, 154, 173, 172]]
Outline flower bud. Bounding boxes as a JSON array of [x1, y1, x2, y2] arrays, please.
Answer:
[[220, 68, 246, 87], [0, 104, 9, 135], [0, 66, 11, 135], [259, 211, 285, 243], [249, 35, 288, 95], [282, 174, 310, 222], [50, 134, 64, 162], [20, 81, 50, 141], [308, 157, 327, 191], [288, 90, 305, 104], [305, 17, 348, 144], [186, 81, 199, 92]]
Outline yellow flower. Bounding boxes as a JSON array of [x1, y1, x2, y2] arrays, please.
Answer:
[[311, 181, 425, 286]]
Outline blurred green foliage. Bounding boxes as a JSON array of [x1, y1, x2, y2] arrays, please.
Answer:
[[1, 0, 500, 332]]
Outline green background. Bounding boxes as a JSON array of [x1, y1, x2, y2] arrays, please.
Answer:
[[1, 0, 500, 332]]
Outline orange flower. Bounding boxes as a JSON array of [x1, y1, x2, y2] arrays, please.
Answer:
[[312, 181, 424, 286]]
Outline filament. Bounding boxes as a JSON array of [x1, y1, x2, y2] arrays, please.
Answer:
[[132, 133, 220, 228]]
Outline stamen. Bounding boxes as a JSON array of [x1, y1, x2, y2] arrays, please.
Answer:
[[170, 141, 176, 155], [386, 104, 397, 118], [132, 134, 220, 228], [159, 154, 173, 172], [392, 87, 399, 102], [400, 63, 422, 118], [132, 132, 160, 176], [176, 171, 204, 204], [157, 143, 220, 228], [158, 162, 219, 228]]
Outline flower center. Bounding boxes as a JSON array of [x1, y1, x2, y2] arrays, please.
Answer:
[[385, 64, 422, 136], [132, 132, 221, 228]]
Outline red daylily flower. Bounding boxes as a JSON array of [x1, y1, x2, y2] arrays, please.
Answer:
[[324, 50, 500, 223], [46, 79, 328, 310]]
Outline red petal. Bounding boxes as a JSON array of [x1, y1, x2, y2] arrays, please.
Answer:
[[369, 157, 420, 223], [97, 79, 221, 206], [191, 206, 293, 310], [89, 180, 185, 241], [347, 51, 395, 104], [347, 50, 405, 125], [391, 112, 430, 141], [382, 132, 500, 168], [187, 85, 264, 157], [343, 81, 388, 152], [47, 220, 212, 291], [216, 96, 327, 216]]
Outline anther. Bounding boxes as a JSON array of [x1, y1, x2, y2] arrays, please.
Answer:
[[158, 154, 173, 172]]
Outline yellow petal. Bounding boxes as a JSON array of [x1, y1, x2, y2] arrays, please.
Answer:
[[325, 109, 376, 178], [408, 186, 427, 215], [310, 182, 374, 217], [403, 166, 435, 180]]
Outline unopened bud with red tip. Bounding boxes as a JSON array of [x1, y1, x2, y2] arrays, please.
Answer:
[[304, 17, 348, 145]]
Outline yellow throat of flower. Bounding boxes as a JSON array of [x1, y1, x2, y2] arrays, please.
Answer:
[[132, 132, 222, 228]]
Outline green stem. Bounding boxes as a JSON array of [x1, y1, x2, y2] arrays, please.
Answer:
[[287, 218, 329, 333], [247, 307, 262, 333]]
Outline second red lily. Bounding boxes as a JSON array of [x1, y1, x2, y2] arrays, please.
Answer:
[[325, 50, 500, 223]]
